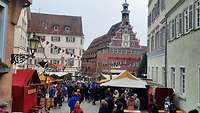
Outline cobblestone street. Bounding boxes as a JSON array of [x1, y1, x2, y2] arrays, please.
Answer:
[[50, 100, 100, 113]]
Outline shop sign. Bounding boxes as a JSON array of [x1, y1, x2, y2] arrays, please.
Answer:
[[28, 88, 36, 94]]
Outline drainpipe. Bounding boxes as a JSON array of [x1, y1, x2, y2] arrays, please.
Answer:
[[164, 16, 168, 87]]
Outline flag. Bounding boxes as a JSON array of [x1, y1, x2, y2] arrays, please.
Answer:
[[46, 41, 49, 45]]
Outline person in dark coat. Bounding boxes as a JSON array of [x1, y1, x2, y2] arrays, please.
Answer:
[[105, 93, 114, 113], [116, 93, 127, 110], [112, 102, 124, 113], [68, 85, 74, 100], [98, 100, 109, 113]]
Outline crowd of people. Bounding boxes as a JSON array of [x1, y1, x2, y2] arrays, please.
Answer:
[[36, 80, 142, 113], [98, 88, 141, 113]]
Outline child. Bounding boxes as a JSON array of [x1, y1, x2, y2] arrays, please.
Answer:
[[72, 101, 83, 113]]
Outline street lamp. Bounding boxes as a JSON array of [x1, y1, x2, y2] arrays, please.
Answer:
[[11, 34, 40, 64]]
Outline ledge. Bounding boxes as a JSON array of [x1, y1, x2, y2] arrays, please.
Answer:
[[177, 94, 186, 101]]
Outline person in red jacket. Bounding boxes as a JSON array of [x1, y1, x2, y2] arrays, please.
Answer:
[[72, 101, 83, 113]]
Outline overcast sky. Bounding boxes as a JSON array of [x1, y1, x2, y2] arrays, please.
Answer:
[[31, 0, 148, 49]]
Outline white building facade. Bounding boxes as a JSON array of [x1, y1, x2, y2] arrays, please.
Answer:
[[28, 13, 84, 76], [148, 0, 200, 112], [13, 7, 30, 69], [147, 0, 168, 86], [166, 0, 200, 112]]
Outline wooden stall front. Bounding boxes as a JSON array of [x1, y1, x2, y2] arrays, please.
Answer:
[[12, 69, 41, 113]]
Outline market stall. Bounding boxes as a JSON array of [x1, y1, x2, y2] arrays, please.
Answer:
[[101, 70, 148, 110], [12, 69, 41, 113], [146, 83, 174, 110]]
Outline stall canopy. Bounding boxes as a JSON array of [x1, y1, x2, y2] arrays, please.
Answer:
[[39, 73, 55, 83], [13, 69, 41, 87], [101, 70, 147, 88]]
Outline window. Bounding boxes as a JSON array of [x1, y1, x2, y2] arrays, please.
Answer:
[[155, 31, 159, 50], [28, 59, 32, 65], [53, 25, 59, 31], [61, 57, 64, 64], [51, 48, 59, 54], [162, 67, 167, 87], [171, 67, 176, 89], [151, 36, 154, 52], [148, 13, 152, 27], [180, 67, 186, 95], [184, 7, 189, 33], [147, 39, 150, 52], [51, 36, 60, 42], [78, 49, 80, 56], [66, 37, 75, 42], [37, 47, 44, 53], [160, 26, 166, 48], [195, 1, 200, 29], [161, 0, 166, 11], [152, 67, 154, 81], [178, 13, 183, 36], [68, 58, 74, 66], [65, 26, 71, 32], [52, 59, 59, 64], [172, 19, 176, 39], [189, 5, 193, 30], [167, 21, 172, 40], [81, 39, 83, 45], [66, 48, 75, 54], [156, 67, 158, 82], [175, 15, 180, 38]]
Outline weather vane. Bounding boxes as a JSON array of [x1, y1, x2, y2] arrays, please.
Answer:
[[125, 0, 127, 3]]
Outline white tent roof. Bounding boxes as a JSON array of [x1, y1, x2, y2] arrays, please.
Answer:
[[47, 72, 68, 77], [101, 78, 147, 88], [101, 70, 147, 88], [101, 74, 119, 80]]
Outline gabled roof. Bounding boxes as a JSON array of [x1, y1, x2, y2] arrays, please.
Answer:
[[28, 13, 83, 36], [13, 69, 41, 87], [86, 22, 122, 52]]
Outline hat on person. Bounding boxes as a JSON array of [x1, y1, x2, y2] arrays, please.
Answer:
[[134, 94, 138, 97]]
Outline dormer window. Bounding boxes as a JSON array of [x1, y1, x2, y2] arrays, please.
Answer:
[[65, 26, 71, 32], [53, 25, 59, 31]]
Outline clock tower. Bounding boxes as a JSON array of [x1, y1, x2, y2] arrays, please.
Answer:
[[121, 0, 131, 47]]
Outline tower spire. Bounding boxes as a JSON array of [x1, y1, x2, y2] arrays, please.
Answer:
[[121, 0, 130, 22]]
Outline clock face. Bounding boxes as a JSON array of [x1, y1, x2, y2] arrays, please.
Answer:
[[124, 41, 128, 47]]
